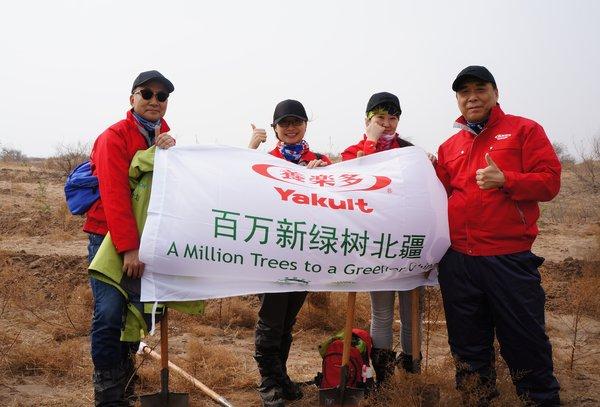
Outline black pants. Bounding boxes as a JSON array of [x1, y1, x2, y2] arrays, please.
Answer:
[[438, 249, 560, 406], [254, 291, 307, 380]]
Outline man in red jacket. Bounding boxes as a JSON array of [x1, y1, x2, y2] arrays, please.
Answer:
[[84, 70, 176, 406], [435, 66, 561, 406]]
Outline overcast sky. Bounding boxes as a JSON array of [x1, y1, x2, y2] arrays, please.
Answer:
[[1, 0, 599, 158]]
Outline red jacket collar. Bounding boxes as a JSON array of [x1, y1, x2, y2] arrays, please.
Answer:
[[126, 110, 171, 133], [454, 104, 505, 130]]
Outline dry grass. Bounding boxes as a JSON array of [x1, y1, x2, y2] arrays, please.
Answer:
[[0, 333, 89, 382], [195, 296, 260, 329], [540, 170, 600, 224], [0, 163, 599, 405], [297, 292, 372, 332], [136, 340, 256, 398]]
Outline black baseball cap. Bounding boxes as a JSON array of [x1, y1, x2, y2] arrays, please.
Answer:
[[272, 99, 308, 126], [131, 70, 175, 93], [452, 66, 496, 91], [366, 92, 402, 116]]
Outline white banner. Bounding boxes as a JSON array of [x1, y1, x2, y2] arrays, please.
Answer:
[[139, 145, 449, 301]]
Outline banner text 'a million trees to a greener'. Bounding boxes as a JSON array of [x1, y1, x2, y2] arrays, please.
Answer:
[[139, 145, 450, 301]]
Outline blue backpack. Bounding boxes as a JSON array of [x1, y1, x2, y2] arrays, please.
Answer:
[[64, 161, 100, 215]]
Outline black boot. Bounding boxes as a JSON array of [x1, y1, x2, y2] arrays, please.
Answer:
[[255, 355, 285, 407], [279, 334, 303, 401], [93, 367, 128, 407], [397, 352, 422, 374], [370, 348, 397, 386]]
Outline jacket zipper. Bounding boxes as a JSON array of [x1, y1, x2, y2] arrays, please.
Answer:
[[515, 202, 526, 226]]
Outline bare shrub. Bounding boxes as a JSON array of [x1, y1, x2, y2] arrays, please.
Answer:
[[564, 260, 600, 371], [573, 135, 600, 192], [0, 146, 27, 163], [34, 178, 51, 214], [552, 142, 575, 166], [46, 141, 90, 178]]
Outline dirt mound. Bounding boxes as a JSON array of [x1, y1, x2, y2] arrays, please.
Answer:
[[542, 257, 586, 279], [0, 207, 83, 237], [0, 250, 87, 294]]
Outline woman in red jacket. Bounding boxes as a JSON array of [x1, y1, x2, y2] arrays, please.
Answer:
[[249, 99, 330, 407], [341, 92, 424, 386]]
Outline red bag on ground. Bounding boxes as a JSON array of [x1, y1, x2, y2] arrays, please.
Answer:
[[316, 328, 373, 389]]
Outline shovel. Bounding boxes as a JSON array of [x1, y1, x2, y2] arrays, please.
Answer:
[[140, 307, 190, 407], [319, 292, 364, 406]]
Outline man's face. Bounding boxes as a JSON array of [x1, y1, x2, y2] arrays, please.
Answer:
[[129, 81, 169, 122], [456, 80, 498, 123]]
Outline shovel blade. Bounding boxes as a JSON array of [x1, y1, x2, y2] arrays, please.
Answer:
[[318, 386, 364, 407], [139, 391, 189, 407]]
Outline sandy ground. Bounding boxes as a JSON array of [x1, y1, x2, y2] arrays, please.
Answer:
[[0, 162, 599, 406]]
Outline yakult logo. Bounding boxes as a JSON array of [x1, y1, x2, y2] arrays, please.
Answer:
[[252, 164, 391, 214], [252, 164, 391, 191]]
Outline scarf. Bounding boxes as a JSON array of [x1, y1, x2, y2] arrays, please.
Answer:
[[466, 119, 487, 135], [376, 133, 397, 151], [132, 111, 162, 144], [278, 140, 309, 163]]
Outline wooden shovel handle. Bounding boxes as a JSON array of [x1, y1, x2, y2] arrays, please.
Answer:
[[411, 288, 421, 362], [341, 292, 357, 366], [161, 307, 169, 370]]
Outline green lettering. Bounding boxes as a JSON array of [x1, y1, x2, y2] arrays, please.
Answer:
[[184, 244, 198, 259], [166, 241, 179, 257]]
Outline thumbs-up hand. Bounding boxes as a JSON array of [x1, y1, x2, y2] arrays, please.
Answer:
[[155, 125, 176, 150], [249, 123, 267, 149], [476, 153, 505, 189]]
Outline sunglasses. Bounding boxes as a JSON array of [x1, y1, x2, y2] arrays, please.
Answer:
[[277, 118, 305, 128], [134, 89, 169, 102]]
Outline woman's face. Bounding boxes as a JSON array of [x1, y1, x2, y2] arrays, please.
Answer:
[[274, 117, 307, 144], [365, 112, 399, 135]]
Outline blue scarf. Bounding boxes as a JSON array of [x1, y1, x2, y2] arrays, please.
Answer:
[[466, 119, 487, 134], [278, 140, 309, 163], [132, 111, 161, 143]]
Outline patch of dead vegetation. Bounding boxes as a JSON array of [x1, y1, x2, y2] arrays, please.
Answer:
[[0, 162, 598, 406]]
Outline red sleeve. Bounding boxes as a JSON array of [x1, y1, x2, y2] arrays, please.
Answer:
[[501, 123, 561, 202], [341, 137, 377, 161], [435, 145, 453, 197], [362, 140, 377, 156], [94, 128, 139, 253], [341, 145, 359, 161]]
